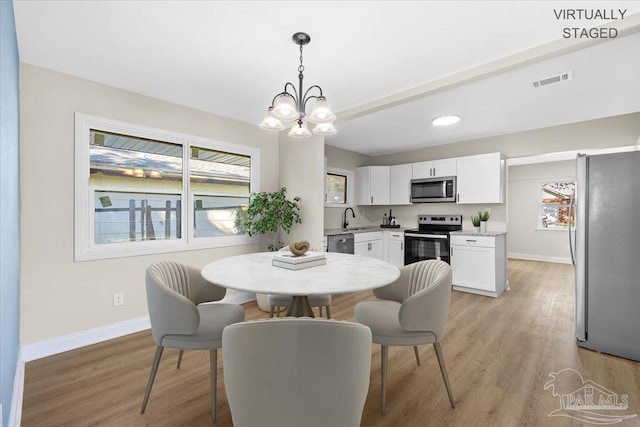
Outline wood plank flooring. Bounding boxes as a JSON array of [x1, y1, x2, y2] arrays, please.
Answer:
[[22, 260, 640, 426]]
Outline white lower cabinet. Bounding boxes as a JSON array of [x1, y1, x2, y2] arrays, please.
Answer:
[[354, 231, 383, 260], [382, 230, 405, 268], [450, 233, 507, 297]]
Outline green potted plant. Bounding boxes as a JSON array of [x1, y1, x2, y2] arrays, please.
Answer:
[[471, 214, 481, 232], [478, 209, 491, 233], [236, 187, 302, 251]]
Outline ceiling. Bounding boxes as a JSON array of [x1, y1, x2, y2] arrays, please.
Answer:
[[13, 1, 640, 156]]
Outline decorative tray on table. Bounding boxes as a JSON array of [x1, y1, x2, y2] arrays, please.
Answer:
[[272, 251, 327, 271]]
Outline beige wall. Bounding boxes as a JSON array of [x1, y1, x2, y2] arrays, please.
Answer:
[[19, 64, 280, 344], [324, 145, 373, 229], [507, 161, 575, 263], [325, 112, 640, 236], [279, 132, 325, 249]]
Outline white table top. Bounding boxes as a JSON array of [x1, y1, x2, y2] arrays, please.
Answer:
[[201, 252, 400, 296]]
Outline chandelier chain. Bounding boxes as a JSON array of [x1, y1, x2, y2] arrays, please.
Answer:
[[298, 44, 305, 74]]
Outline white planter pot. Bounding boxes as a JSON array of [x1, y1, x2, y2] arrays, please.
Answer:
[[480, 221, 488, 233]]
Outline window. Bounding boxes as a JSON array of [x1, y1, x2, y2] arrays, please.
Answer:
[[75, 113, 260, 260], [325, 167, 353, 207], [538, 180, 576, 230]]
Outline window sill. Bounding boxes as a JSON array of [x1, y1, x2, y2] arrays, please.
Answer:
[[325, 202, 353, 208]]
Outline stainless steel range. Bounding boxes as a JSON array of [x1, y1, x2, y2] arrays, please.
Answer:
[[404, 214, 462, 265]]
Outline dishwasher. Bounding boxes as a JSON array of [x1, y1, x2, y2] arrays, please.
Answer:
[[327, 233, 354, 254]]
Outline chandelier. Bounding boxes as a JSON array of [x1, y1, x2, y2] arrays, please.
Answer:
[[260, 32, 337, 137]]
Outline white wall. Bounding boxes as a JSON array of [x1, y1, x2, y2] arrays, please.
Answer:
[[507, 161, 575, 263], [19, 64, 280, 345]]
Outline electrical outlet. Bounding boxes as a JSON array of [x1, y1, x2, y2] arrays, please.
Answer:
[[113, 292, 124, 307]]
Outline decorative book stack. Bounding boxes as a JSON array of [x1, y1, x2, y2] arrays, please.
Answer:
[[272, 251, 327, 270]]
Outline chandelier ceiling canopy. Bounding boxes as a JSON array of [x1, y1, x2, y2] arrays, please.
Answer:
[[260, 32, 336, 138]]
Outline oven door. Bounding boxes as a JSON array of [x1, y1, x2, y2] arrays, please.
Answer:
[[404, 232, 450, 265]]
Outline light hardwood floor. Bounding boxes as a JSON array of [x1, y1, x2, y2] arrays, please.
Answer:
[[22, 260, 640, 426]]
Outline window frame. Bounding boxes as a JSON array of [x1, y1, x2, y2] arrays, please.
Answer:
[[75, 113, 260, 261], [324, 166, 354, 208], [536, 178, 576, 232]]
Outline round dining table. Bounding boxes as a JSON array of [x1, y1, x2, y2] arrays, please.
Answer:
[[201, 251, 400, 317]]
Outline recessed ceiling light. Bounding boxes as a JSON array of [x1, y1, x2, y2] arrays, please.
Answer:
[[432, 115, 460, 126]]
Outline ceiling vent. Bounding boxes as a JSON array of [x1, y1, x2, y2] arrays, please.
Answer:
[[532, 71, 573, 88]]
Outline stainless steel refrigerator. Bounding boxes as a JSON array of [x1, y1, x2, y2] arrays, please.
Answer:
[[572, 151, 640, 362]]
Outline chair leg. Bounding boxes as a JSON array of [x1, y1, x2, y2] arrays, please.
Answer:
[[325, 305, 331, 319], [413, 346, 421, 366], [433, 342, 455, 409], [381, 344, 388, 415], [269, 305, 275, 318], [177, 350, 184, 369], [318, 306, 323, 317], [277, 306, 282, 317], [210, 349, 217, 423], [141, 345, 164, 414]]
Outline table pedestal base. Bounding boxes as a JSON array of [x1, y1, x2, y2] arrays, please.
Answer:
[[287, 296, 315, 317]]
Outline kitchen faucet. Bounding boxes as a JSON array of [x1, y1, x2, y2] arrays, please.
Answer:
[[343, 207, 356, 229]]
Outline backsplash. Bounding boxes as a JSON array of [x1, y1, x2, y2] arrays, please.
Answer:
[[325, 203, 506, 232]]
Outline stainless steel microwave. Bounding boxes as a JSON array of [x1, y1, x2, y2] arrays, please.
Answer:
[[410, 176, 456, 203]]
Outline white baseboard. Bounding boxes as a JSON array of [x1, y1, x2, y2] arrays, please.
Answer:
[[20, 291, 256, 362], [8, 348, 24, 427], [12, 291, 256, 426], [508, 252, 572, 265]]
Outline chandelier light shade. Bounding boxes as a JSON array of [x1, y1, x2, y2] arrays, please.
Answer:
[[261, 32, 336, 137], [259, 107, 285, 130]]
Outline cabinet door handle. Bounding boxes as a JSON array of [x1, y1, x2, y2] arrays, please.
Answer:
[[368, 242, 372, 251], [401, 243, 404, 250], [466, 239, 477, 243], [371, 196, 373, 204]]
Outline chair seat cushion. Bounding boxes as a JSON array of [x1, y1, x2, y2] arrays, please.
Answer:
[[354, 300, 437, 346], [161, 303, 244, 350]]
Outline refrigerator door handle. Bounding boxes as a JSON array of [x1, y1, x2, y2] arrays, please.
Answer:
[[568, 192, 575, 266], [575, 154, 588, 342]]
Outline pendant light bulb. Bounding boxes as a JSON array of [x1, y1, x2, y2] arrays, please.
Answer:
[[272, 94, 299, 120], [288, 120, 311, 138]]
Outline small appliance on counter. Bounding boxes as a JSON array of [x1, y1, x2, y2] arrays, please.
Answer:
[[381, 209, 400, 228]]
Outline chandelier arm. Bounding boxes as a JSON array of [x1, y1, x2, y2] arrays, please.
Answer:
[[302, 95, 321, 111], [302, 85, 324, 101], [270, 85, 298, 107]]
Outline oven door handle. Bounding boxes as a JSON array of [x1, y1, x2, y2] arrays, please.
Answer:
[[405, 233, 449, 239]]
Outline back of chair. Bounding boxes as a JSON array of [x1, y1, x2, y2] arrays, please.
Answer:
[[374, 260, 452, 340], [145, 261, 226, 345], [222, 318, 372, 427]]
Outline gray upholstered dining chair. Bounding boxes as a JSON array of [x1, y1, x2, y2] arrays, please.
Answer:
[[141, 260, 245, 423], [222, 318, 372, 427], [354, 259, 455, 414]]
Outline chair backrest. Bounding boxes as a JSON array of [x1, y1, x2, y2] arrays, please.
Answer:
[[374, 260, 452, 340], [222, 318, 372, 427], [145, 261, 226, 345]]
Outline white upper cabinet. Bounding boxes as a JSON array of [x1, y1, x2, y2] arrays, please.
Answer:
[[412, 158, 457, 179], [456, 152, 505, 204], [389, 164, 413, 205], [356, 166, 390, 205]]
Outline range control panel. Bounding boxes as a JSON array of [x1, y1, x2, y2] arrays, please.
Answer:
[[418, 215, 462, 225]]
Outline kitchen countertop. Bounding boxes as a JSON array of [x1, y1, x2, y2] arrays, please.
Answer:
[[450, 230, 507, 237], [324, 226, 410, 236]]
